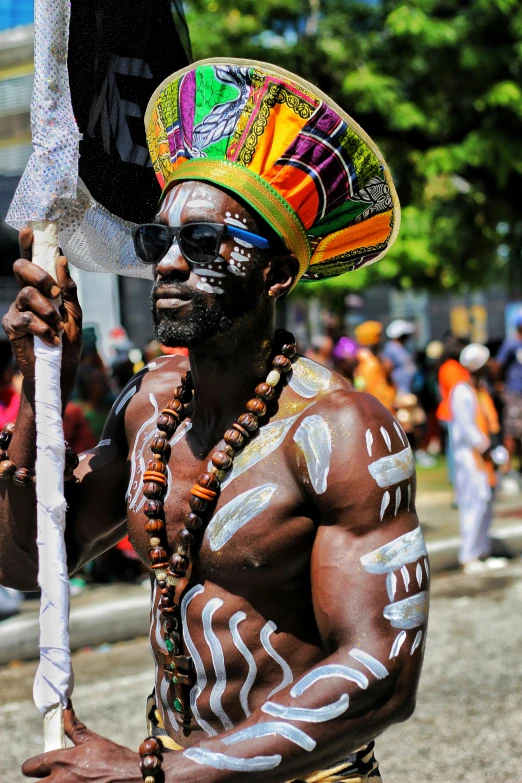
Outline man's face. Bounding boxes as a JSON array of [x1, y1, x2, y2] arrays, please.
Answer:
[[150, 181, 270, 348]]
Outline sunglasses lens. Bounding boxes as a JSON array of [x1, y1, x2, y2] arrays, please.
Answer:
[[135, 225, 170, 264], [180, 224, 221, 264]]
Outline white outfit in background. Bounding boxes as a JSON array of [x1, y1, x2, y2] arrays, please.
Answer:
[[450, 382, 492, 564]]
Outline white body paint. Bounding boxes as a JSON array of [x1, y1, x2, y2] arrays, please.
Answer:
[[184, 748, 282, 772], [180, 585, 217, 736], [383, 591, 429, 629], [393, 420, 407, 446], [380, 491, 390, 520], [395, 486, 401, 516], [424, 557, 430, 581], [222, 722, 316, 752], [389, 631, 407, 658], [115, 385, 136, 415], [411, 630, 423, 655], [380, 426, 392, 451], [288, 357, 332, 398], [368, 446, 415, 488], [401, 564, 410, 591], [229, 612, 257, 718], [206, 483, 277, 551], [416, 562, 423, 587], [260, 621, 294, 699], [262, 694, 349, 723], [386, 572, 397, 601], [360, 526, 428, 574], [348, 649, 389, 680], [290, 664, 368, 696], [365, 429, 373, 457], [202, 598, 234, 731], [97, 438, 111, 447], [293, 415, 332, 494]]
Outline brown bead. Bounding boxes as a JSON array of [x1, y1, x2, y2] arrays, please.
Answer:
[[0, 449, 7, 462], [224, 428, 245, 450], [237, 412, 259, 432], [139, 738, 162, 757], [156, 413, 177, 435], [0, 423, 15, 449], [149, 546, 168, 565], [178, 528, 194, 548], [184, 512, 202, 530], [255, 382, 276, 401], [150, 437, 170, 456], [147, 460, 167, 475], [164, 617, 178, 633], [143, 499, 163, 517], [144, 518, 165, 534], [281, 343, 297, 359], [211, 450, 233, 470], [159, 594, 174, 609], [181, 371, 192, 387], [13, 468, 33, 487], [246, 397, 267, 417], [272, 354, 292, 372], [169, 553, 188, 575], [165, 398, 184, 415], [2, 422, 15, 435], [0, 460, 16, 480], [176, 385, 192, 404], [140, 755, 162, 772], [189, 495, 208, 513], [198, 472, 220, 491], [276, 328, 294, 343], [143, 482, 165, 499], [232, 422, 251, 439], [156, 580, 167, 590]]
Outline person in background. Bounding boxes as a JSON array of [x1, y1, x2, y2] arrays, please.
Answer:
[[304, 334, 334, 368], [0, 342, 20, 428], [353, 320, 395, 412], [382, 319, 417, 393], [493, 314, 522, 474], [436, 334, 470, 496], [75, 364, 113, 442], [450, 344, 507, 574], [332, 336, 359, 384]]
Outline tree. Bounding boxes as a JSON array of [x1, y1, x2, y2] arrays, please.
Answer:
[[185, 0, 522, 294]]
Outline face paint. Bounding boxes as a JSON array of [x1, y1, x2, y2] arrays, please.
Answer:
[[389, 631, 407, 659], [193, 268, 226, 278], [383, 591, 429, 630], [115, 385, 137, 415], [202, 598, 234, 731], [386, 572, 397, 601], [290, 665, 368, 697], [380, 426, 392, 451], [348, 649, 389, 680], [380, 490, 391, 520], [222, 722, 316, 752], [360, 526, 428, 575], [401, 564, 410, 592], [262, 694, 349, 723], [229, 611, 257, 719], [411, 630, 423, 655], [165, 187, 191, 227], [288, 357, 332, 399], [196, 281, 225, 295], [184, 748, 282, 772], [206, 484, 277, 551], [186, 199, 215, 210], [224, 212, 249, 229], [365, 429, 373, 457], [180, 584, 217, 737], [368, 446, 415, 488], [260, 621, 294, 699], [293, 415, 332, 495]]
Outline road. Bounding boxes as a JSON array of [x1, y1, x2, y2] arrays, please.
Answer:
[[1, 563, 521, 783]]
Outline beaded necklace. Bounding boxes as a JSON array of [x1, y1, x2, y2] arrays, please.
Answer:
[[140, 329, 297, 738]]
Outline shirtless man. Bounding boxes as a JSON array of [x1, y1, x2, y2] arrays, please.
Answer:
[[0, 60, 428, 783]]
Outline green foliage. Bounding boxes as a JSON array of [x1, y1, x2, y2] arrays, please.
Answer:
[[185, 0, 522, 293]]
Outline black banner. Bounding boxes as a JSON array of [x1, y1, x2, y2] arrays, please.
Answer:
[[68, 0, 191, 224]]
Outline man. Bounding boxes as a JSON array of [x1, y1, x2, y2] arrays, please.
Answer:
[[0, 60, 427, 782], [382, 320, 417, 394], [353, 321, 396, 412], [450, 344, 506, 574], [494, 314, 522, 473]]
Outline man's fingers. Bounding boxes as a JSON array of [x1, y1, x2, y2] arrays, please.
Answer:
[[19, 226, 33, 261], [56, 257, 79, 305], [22, 752, 55, 778], [63, 704, 101, 745], [13, 259, 61, 299], [4, 308, 60, 346], [16, 287, 64, 332]]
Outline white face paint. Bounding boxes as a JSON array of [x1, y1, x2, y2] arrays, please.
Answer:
[[262, 694, 349, 723], [186, 199, 215, 210], [360, 526, 428, 574], [368, 446, 415, 488], [197, 281, 225, 294], [165, 187, 191, 227], [184, 748, 282, 772], [206, 484, 277, 551], [293, 415, 332, 494], [383, 591, 429, 629], [290, 664, 368, 696]]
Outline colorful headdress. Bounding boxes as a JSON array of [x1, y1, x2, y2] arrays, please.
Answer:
[[145, 58, 400, 286]]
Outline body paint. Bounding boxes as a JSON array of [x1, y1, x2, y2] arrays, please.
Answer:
[[360, 526, 428, 574], [380, 491, 390, 520], [180, 584, 217, 736], [260, 621, 294, 699], [262, 694, 349, 723], [126, 393, 159, 509], [290, 664, 368, 697], [393, 420, 407, 446], [386, 572, 397, 602], [229, 611, 257, 719], [395, 486, 401, 516], [383, 591, 429, 629], [368, 446, 415, 488], [366, 429, 373, 457], [184, 748, 282, 772], [380, 426, 392, 451], [401, 564, 410, 592], [424, 557, 430, 581], [115, 385, 137, 415], [416, 562, 423, 587], [407, 483, 412, 511], [293, 415, 332, 495], [411, 630, 423, 655], [288, 357, 332, 399], [202, 598, 234, 731], [206, 483, 277, 551], [389, 631, 407, 659], [348, 649, 389, 680], [222, 722, 316, 752]]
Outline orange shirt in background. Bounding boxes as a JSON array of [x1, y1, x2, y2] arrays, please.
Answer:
[[437, 359, 470, 422]]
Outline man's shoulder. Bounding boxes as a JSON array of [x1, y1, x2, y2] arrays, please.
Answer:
[[115, 354, 190, 425]]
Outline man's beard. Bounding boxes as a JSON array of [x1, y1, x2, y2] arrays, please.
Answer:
[[150, 283, 257, 348]]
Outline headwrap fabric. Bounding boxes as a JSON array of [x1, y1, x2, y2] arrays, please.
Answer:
[[354, 321, 384, 347], [145, 58, 400, 286]]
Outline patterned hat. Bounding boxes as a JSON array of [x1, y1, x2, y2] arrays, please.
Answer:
[[145, 58, 400, 286]]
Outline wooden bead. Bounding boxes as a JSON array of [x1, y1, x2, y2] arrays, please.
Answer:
[[164, 617, 178, 633], [224, 428, 245, 450], [189, 495, 208, 513], [165, 398, 184, 415], [272, 354, 292, 372], [237, 413, 259, 432], [144, 518, 165, 534], [176, 385, 192, 404], [181, 371, 192, 387], [0, 449, 7, 462], [0, 460, 16, 480], [266, 370, 281, 386], [150, 437, 170, 456], [246, 397, 267, 417], [276, 328, 294, 344], [13, 468, 33, 487], [156, 580, 167, 590], [156, 413, 177, 435], [198, 472, 220, 491], [146, 460, 167, 475], [149, 546, 168, 565], [255, 382, 276, 401], [281, 343, 297, 359], [169, 553, 188, 575], [209, 466, 227, 481], [140, 755, 162, 772], [191, 486, 216, 502], [211, 450, 233, 470], [232, 422, 250, 439], [178, 528, 194, 548], [144, 499, 163, 517], [139, 738, 162, 757], [143, 481, 165, 499], [159, 594, 174, 609], [184, 512, 202, 530]]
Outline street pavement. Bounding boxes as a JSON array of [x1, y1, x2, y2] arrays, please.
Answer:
[[1, 562, 521, 783]]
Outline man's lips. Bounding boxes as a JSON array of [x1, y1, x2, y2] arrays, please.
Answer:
[[154, 289, 192, 309]]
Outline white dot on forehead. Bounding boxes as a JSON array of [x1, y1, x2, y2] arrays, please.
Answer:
[[235, 213, 239, 218], [234, 246, 239, 252], [226, 211, 231, 217]]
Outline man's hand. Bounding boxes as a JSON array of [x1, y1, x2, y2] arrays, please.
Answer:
[[22, 704, 142, 783], [2, 226, 82, 393]]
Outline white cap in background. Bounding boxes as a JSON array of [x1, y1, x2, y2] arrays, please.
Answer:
[[459, 343, 490, 372], [386, 319, 416, 339]]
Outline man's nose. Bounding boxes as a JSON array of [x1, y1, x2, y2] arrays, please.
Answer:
[[155, 240, 191, 280]]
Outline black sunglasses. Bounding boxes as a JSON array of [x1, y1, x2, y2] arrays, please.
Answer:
[[132, 222, 275, 267]]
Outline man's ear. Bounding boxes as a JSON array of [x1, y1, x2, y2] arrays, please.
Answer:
[[265, 254, 299, 299]]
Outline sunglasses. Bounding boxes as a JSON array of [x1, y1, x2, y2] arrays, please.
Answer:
[[132, 222, 275, 267]]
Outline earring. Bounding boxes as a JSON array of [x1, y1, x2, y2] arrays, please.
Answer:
[[268, 290, 275, 297]]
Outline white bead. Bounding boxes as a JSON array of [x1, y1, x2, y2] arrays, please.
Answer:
[[149, 537, 161, 547], [155, 569, 167, 581], [266, 370, 281, 386]]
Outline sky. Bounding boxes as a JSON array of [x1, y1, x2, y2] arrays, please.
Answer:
[[0, 0, 33, 32]]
